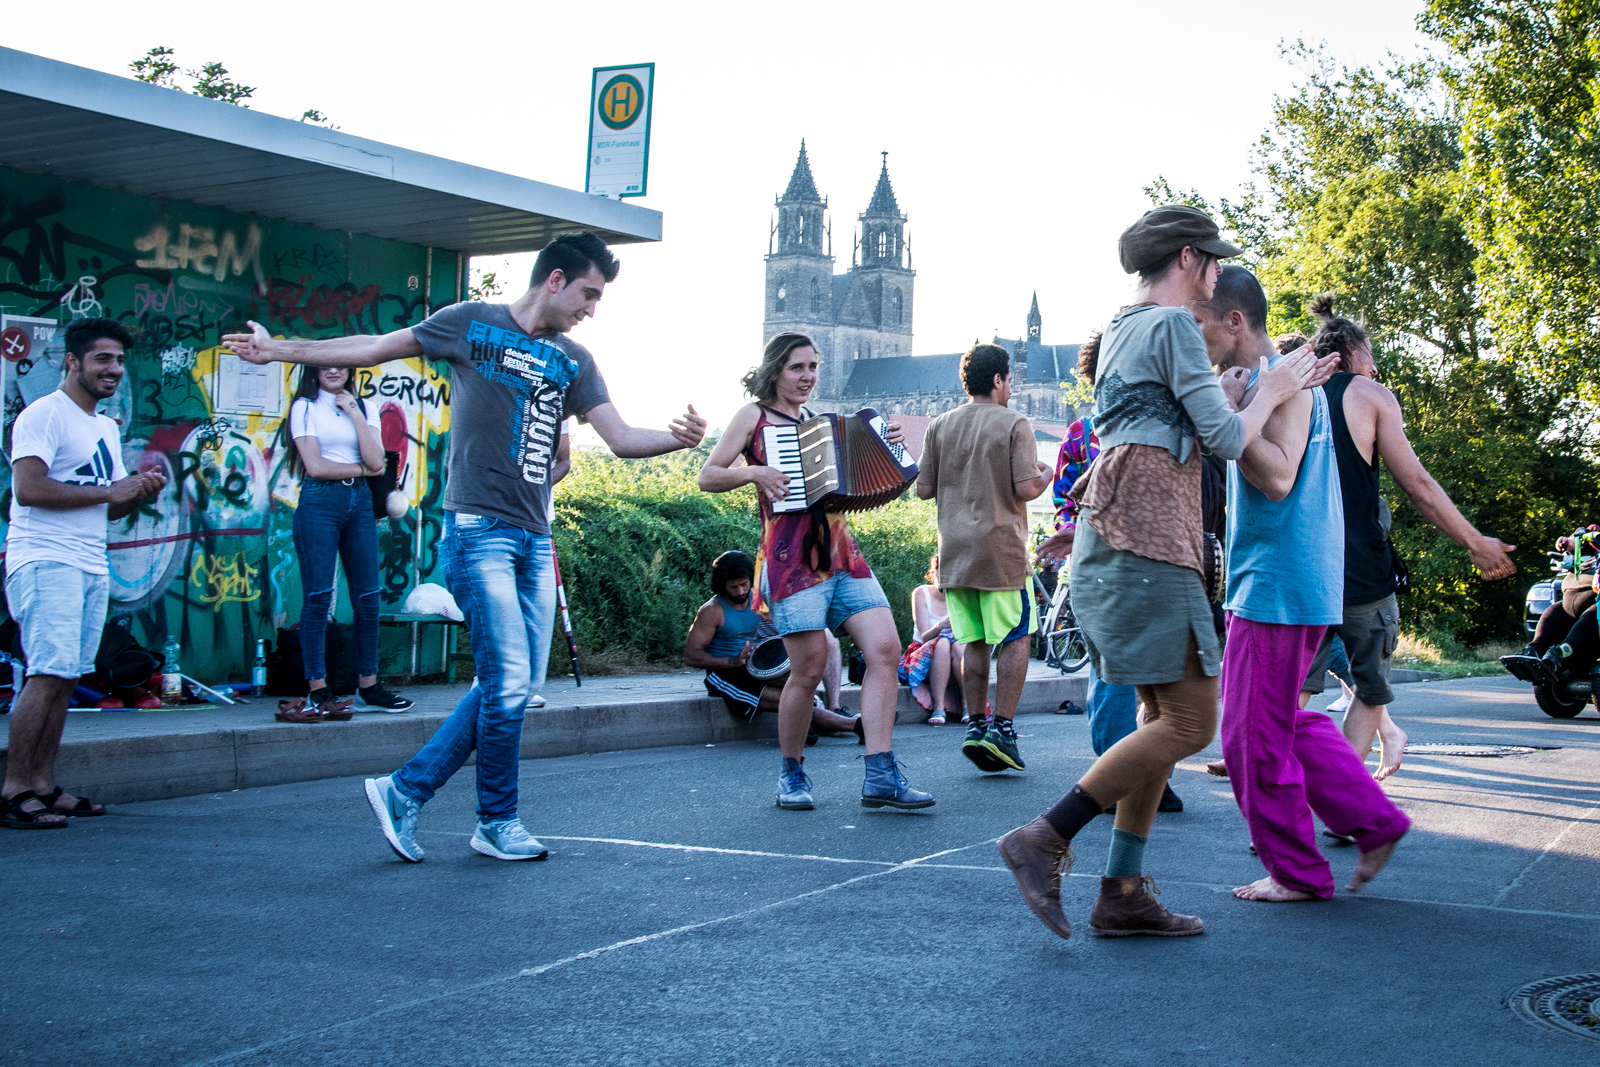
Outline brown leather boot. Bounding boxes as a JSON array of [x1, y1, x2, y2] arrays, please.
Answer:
[[1088, 875, 1204, 937], [997, 816, 1075, 940]]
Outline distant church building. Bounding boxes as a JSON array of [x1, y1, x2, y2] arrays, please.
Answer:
[[761, 143, 1086, 434]]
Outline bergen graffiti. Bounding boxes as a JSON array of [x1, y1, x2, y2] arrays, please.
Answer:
[[0, 164, 459, 681]]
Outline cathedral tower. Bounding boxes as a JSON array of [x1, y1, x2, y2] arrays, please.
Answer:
[[830, 153, 914, 399], [763, 142, 835, 373]]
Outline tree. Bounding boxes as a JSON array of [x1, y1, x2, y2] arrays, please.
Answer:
[[1420, 1, 1600, 409], [129, 46, 331, 122], [1149, 41, 1598, 642]]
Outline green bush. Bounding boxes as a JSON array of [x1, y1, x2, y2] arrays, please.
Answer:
[[546, 448, 938, 675]]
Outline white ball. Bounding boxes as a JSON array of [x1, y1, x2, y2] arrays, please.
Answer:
[[385, 490, 410, 520]]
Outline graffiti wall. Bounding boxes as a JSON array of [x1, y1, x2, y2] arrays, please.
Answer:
[[0, 165, 464, 682]]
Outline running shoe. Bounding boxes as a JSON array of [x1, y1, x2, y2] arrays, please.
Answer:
[[364, 775, 424, 862], [356, 684, 413, 713], [471, 818, 549, 860], [978, 717, 1026, 771], [528, 694, 547, 708], [962, 716, 1004, 772]]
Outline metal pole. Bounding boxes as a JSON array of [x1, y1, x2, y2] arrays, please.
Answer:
[[550, 539, 580, 687]]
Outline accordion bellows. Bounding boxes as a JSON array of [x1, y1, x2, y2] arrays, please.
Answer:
[[762, 407, 919, 514]]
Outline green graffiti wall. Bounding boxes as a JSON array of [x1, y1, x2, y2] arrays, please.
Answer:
[[0, 164, 464, 683]]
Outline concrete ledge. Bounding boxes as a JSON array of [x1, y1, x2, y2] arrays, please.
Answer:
[[2, 669, 1090, 806]]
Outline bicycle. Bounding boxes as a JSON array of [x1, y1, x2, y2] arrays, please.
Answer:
[[1038, 565, 1090, 674]]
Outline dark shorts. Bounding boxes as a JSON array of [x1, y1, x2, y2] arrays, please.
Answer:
[[1302, 594, 1401, 706], [704, 665, 782, 721]]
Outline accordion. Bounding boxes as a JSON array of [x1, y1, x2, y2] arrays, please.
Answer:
[[762, 407, 919, 514]]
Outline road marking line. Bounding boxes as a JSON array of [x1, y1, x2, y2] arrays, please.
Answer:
[[534, 835, 897, 866], [1491, 802, 1600, 907]]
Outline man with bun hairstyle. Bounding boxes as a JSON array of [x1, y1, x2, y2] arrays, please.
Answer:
[[1002, 206, 1331, 939]]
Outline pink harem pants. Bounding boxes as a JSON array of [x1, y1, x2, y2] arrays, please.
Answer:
[[1220, 613, 1411, 898]]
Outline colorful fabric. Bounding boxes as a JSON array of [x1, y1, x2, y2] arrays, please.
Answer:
[[898, 634, 964, 715], [745, 407, 872, 609], [946, 577, 1037, 645], [1052, 415, 1099, 531], [1220, 612, 1411, 898]]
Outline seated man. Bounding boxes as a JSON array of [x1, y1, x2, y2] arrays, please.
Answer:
[[685, 550, 861, 742], [1503, 527, 1597, 680]]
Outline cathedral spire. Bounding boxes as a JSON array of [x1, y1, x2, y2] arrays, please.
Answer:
[[1027, 292, 1042, 341], [865, 151, 900, 217], [783, 140, 821, 203]]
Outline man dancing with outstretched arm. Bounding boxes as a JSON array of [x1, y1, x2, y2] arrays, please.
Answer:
[[224, 232, 705, 863], [916, 343, 1051, 774], [998, 206, 1328, 940], [1195, 266, 1411, 902]]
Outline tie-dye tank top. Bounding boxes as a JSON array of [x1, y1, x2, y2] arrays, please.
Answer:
[[744, 405, 873, 608]]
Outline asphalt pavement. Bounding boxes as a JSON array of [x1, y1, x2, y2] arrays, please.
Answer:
[[5, 674, 1598, 1066]]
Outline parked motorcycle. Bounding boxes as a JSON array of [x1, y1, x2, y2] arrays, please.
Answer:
[[1501, 527, 1599, 717]]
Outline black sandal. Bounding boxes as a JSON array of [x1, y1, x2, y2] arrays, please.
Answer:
[[38, 786, 104, 817], [1, 791, 70, 829]]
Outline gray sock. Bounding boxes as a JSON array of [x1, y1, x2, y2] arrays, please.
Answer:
[[1105, 827, 1149, 878]]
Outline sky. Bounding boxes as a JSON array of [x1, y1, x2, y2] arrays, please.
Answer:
[[9, 0, 1433, 435]]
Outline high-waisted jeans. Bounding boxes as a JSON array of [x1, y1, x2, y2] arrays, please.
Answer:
[[393, 512, 556, 821], [292, 478, 380, 681]]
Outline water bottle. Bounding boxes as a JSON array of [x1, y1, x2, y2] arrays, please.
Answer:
[[252, 639, 267, 697], [161, 635, 183, 706]]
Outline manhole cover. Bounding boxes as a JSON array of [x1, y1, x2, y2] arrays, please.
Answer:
[[1508, 974, 1600, 1041], [1404, 743, 1560, 758]]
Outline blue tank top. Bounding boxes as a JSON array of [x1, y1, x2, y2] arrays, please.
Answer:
[[706, 596, 762, 658], [1224, 369, 1345, 626]]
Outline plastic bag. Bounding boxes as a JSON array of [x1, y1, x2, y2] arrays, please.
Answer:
[[402, 583, 464, 621]]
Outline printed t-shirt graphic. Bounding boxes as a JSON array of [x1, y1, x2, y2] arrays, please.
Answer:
[[6, 389, 128, 575], [412, 302, 609, 536]]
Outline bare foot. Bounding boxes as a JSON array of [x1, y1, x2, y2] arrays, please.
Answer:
[[1347, 836, 1402, 892], [1232, 876, 1317, 902], [1206, 761, 1229, 778], [1374, 719, 1408, 781]]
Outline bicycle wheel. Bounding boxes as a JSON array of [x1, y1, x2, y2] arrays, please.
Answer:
[[1042, 586, 1090, 674]]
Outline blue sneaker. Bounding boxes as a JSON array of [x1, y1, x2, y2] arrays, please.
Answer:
[[861, 751, 935, 810], [777, 756, 814, 810], [364, 775, 424, 862], [470, 818, 549, 861]]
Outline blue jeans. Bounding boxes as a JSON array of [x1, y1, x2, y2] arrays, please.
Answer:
[[292, 478, 380, 680], [1086, 665, 1139, 757], [393, 512, 556, 821]]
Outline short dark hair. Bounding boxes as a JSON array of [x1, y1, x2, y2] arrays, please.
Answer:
[[65, 317, 133, 360], [710, 550, 755, 599], [1203, 265, 1268, 333], [530, 232, 620, 288], [960, 343, 1010, 396], [1274, 332, 1309, 355]]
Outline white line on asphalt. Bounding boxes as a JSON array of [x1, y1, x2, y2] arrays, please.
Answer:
[[534, 835, 898, 866], [1490, 802, 1600, 907]]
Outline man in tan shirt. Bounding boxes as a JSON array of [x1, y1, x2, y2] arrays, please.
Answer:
[[917, 344, 1053, 772]]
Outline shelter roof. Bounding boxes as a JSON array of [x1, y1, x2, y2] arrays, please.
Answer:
[[0, 46, 661, 254]]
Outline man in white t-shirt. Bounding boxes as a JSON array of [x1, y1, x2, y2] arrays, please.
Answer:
[[1, 318, 165, 829]]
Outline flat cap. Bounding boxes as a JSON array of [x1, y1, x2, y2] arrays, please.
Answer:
[[1119, 204, 1243, 274]]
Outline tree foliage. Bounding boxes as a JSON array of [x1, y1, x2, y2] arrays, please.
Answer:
[[1150, 34, 1600, 642], [130, 46, 333, 120]]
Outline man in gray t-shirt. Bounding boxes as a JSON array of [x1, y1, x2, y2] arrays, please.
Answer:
[[224, 232, 705, 864]]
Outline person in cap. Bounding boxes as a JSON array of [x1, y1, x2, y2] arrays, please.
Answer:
[[1000, 205, 1331, 939]]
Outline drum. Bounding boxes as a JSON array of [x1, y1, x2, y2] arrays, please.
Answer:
[[1202, 532, 1224, 603], [746, 636, 791, 681]]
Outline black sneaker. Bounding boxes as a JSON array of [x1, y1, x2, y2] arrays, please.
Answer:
[[962, 717, 1004, 772], [805, 725, 819, 747], [1157, 783, 1184, 813], [356, 684, 414, 713]]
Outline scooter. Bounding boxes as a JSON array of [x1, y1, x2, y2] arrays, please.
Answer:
[[1500, 528, 1599, 718]]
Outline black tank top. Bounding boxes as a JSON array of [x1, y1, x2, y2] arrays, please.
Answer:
[[1324, 373, 1398, 604]]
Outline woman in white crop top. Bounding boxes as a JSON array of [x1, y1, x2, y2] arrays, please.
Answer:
[[282, 366, 412, 714]]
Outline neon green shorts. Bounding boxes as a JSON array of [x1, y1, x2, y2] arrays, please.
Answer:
[[945, 577, 1038, 646]]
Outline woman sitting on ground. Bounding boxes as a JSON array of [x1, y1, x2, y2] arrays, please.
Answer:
[[903, 554, 966, 725]]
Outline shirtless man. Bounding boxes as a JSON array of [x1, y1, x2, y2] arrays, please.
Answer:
[[1194, 266, 1411, 902]]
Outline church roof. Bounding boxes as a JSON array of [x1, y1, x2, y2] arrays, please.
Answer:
[[864, 153, 901, 217], [839, 339, 1081, 399], [783, 140, 822, 202]]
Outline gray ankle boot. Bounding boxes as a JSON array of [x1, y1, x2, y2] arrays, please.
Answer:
[[861, 751, 935, 809]]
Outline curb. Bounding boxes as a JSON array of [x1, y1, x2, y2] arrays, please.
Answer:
[[3, 672, 1089, 806]]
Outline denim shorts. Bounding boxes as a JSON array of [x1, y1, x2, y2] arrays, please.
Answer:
[[763, 569, 889, 635], [6, 560, 110, 678]]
